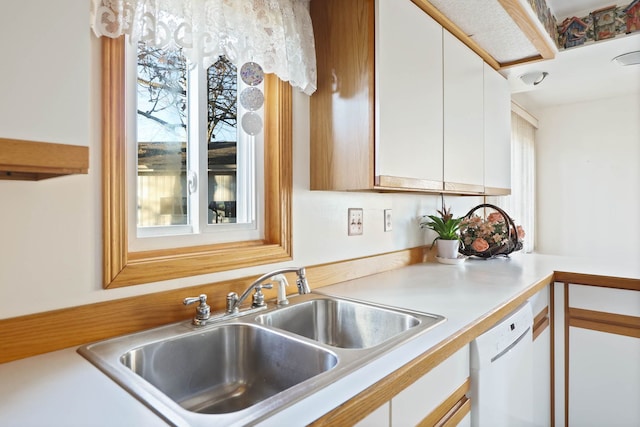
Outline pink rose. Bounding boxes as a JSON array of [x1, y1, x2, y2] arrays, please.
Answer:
[[517, 225, 525, 240], [487, 212, 504, 223], [471, 238, 490, 252]]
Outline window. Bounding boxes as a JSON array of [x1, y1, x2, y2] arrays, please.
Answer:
[[102, 37, 293, 288], [132, 41, 261, 250]]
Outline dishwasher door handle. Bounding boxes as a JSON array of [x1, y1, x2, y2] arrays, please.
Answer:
[[490, 326, 531, 363]]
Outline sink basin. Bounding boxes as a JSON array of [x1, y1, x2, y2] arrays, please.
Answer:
[[121, 324, 337, 414], [255, 297, 422, 348], [78, 293, 445, 426]]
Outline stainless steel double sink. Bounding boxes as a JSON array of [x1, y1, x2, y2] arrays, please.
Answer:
[[78, 293, 445, 426]]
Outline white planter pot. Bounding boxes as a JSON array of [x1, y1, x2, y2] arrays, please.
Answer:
[[437, 239, 460, 259]]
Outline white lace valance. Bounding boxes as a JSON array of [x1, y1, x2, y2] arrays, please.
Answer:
[[90, 0, 317, 95]]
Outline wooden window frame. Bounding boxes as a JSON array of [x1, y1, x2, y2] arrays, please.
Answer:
[[102, 37, 292, 288]]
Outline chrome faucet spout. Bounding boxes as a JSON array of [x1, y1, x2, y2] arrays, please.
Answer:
[[225, 267, 311, 314], [296, 267, 311, 294]]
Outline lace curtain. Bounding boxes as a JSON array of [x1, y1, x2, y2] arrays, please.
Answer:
[[90, 0, 317, 95]]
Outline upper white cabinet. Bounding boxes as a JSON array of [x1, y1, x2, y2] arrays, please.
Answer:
[[483, 63, 511, 194], [309, 0, 511, 195], [443, 31, 484, 193], [310, 0, 445, 192], [375, 0, 443, 191]]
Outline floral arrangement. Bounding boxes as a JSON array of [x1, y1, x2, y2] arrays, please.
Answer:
[[459, 204, 525, 258]]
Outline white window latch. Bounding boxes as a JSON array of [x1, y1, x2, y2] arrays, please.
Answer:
[[187, 170, 198, 194]]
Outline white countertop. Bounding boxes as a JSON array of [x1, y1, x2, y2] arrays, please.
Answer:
[[1, 253, 637, 427]]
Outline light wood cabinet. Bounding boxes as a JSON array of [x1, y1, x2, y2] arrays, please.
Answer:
[[309, 0, 374, 191], [442, 31, 484, 193]]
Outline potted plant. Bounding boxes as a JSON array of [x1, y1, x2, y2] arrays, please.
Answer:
[[419, 206, 462, 259]]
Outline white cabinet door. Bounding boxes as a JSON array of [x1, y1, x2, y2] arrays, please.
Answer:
[[533, 326, 551, 427], [375, 0, 443, 188], [567, 285, 640, 427], [554, 283, 640, 427], [531, 286, 551, 427], [483, 62, 511, 193], [443, 30, 484, 192], [569, 328, 640, 427], [392, 346, 469, 426], [354, 402, 390, 427], [458, 411, 472, 427]]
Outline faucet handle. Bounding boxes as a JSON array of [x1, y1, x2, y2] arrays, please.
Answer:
[[183, 294, 211, 326], [251, 283, 273, 308], [183, 294, 207, 306]]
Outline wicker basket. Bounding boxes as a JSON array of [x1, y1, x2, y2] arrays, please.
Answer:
[[459, 204, 523, 259]]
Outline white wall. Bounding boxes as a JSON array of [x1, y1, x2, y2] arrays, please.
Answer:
[[0, 1, 481, 319], [534, 94, 640, 262]]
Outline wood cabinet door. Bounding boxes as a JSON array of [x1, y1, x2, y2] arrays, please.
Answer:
[[309, 0, 375, 191]]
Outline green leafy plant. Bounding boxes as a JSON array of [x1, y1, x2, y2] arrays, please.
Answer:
[[419, 206, 462, 243]]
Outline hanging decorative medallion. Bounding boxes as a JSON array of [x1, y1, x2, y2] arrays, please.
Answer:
[[240, 62, 264, 86], [241, 112, 263, 135], [239, 87, 264, 111]]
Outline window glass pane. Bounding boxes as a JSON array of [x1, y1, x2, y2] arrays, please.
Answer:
[[136, 42, 188, 227], [206, 57, 238, 224]]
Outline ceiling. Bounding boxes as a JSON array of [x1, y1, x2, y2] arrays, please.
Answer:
[[502, 0, 640, 107], [425, 0, 640, 108]]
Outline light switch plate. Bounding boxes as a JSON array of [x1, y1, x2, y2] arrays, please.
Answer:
[[384, 209, 392, 232], [348, 208, 363, 236]]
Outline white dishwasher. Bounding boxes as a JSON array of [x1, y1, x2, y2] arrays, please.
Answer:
[[470, 302, 534, 427]]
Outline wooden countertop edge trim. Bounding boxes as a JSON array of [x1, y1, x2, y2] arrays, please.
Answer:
[[308, 272, 554, 426], [554, 271, 640, 291]]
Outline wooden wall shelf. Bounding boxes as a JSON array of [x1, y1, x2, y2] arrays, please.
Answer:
[[0, 138, 89, 181]]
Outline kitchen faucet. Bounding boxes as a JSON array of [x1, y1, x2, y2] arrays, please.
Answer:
[[226, 267, 311, 314]]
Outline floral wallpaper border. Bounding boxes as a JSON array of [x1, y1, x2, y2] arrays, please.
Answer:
[[527, 0, 640, 50]]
